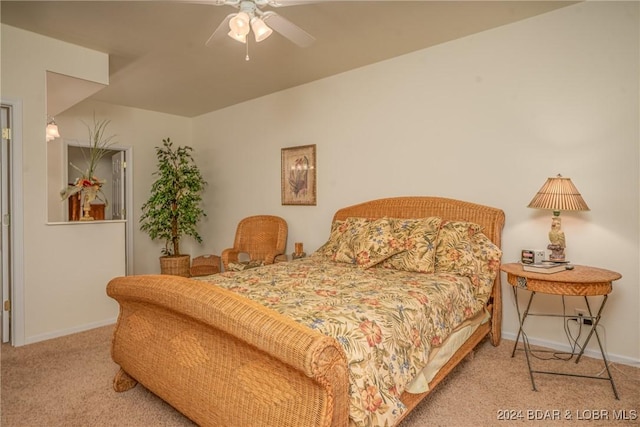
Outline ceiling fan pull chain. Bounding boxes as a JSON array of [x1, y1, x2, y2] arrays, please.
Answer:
[[245, 38, 250, 61]]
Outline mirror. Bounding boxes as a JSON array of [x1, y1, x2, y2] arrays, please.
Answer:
[[47, 140, 126, 222]]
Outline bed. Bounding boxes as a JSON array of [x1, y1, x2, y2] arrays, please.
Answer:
[[107, 196, 505, 427]]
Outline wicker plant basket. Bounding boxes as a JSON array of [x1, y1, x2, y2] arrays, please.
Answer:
[[159, 255, 191, 277]]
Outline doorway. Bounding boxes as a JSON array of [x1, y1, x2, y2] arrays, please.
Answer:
[[1, 104, 11, 343], [1, 100, 24, 346]]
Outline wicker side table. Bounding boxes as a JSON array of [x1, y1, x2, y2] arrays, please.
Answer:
[[500, 263, 622, 399], [190, 254, 221, 277]]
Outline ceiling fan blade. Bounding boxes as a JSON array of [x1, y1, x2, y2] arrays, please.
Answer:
[[205, 13, 235, 46], [174, 0, 239, 5], [262, 11, 315, 48], [264, 0, 323, 7]]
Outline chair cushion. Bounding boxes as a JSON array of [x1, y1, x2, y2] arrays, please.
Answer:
[[226, 260, 265, 271]]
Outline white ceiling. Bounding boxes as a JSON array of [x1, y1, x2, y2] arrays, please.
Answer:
[[1, 1, 575, 118]]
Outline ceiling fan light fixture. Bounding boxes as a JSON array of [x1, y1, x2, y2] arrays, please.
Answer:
[[229, 12, 250, 36], [227, 29, 247, 43], [250, 17, 272, 42]]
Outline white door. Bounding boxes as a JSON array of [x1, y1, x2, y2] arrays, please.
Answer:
[[1, 105, 11, 343], [111, 151, 125, 220]]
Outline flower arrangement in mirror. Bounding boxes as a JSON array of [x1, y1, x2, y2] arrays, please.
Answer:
[[60, 114, 117, 221]]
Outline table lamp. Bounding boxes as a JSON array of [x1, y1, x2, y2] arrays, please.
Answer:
[[527, 174, 590, 262]]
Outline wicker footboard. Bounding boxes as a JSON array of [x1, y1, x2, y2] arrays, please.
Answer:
[[107, 275, 349, 427]]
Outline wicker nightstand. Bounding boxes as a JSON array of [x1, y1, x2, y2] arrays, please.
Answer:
[[501, 262, 622, 399]]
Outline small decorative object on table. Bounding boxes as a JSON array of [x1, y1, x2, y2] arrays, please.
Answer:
[[77, 179, 103, 221], [292, 242, 306, 259]]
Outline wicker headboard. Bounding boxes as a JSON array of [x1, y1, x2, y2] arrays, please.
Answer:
[[333, 196, 505, 249]]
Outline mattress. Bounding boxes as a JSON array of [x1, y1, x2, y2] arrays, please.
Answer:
[[405, 308, 489, 393]]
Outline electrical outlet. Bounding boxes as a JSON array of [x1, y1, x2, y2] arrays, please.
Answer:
[[534, 250, 546, 262], [575, 309, 593, 326]]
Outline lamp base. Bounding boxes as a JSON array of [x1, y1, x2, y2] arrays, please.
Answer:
[[547, 212, 566, 262], [547, 244, 565, 262]]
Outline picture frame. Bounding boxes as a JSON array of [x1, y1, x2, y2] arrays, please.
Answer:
[[281, 144, 316, 205]]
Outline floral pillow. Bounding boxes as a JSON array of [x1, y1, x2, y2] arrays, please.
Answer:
[[315, 217, 378, 258], [467, 232, 502, 300], [378, 217, 442, 273], [226, 260, 265, 271], [434, 220, 482, 273], [331, 217, 373, 259], [333, 217, 405, 269], [313, 220, 346, 258], [434, 220, 502, 298]]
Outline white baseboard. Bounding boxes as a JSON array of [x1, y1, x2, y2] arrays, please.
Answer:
[[22, 317, 117, 346], [502, 331, 640, 368]]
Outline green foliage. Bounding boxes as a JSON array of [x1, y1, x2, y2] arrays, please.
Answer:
[[82, 114, 118, 180], [139, 138, 207, 256]]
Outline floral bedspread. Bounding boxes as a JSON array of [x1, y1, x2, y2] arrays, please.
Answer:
[[195, 256, 484, 427]]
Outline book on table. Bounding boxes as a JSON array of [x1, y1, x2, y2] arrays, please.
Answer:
[[522, 263, 567, 274]]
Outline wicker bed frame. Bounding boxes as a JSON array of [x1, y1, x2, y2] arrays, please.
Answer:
[[107, 196, 505, 427]]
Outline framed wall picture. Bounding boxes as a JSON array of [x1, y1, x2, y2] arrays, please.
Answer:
[[281, 144, 316, 205]]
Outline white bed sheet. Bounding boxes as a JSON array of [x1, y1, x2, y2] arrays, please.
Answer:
[[405, 308, 490, 393]]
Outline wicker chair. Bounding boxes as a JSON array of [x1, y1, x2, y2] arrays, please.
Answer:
[[221, 215, 288, 271]]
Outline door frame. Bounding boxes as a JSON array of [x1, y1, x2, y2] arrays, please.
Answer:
[[120, 146, 134, 275], [2, 104, 10, 342], [1, 99, 25, 346]]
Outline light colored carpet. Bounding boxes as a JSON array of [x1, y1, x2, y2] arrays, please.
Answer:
[[2, 325, 638, 426]]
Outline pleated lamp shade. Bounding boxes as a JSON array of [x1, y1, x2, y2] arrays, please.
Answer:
[[527, 174, 590, 213]]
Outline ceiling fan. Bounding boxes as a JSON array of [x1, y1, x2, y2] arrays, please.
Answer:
[[204, 0, 316, 48]]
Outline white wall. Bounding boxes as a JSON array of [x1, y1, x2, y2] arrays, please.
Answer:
[[1, 26, 189, 344], [0, 25, 122, 343], [191, 2, 639, 362]]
